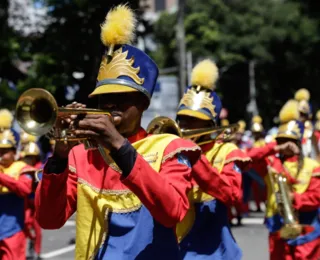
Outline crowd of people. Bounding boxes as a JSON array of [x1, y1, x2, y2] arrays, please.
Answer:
[[0, 4, 319, 260]]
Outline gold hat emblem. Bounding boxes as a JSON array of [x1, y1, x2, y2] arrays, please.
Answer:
[[97, 48, 144, 85], [179, 88, 216, 118]]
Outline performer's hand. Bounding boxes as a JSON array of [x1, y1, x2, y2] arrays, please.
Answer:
[[74, 114, 125, 151], [275, 141, 300, 156], [53, 102, 87, 159]]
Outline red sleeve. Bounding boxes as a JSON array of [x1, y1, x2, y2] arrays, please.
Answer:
[[192, 155, 242, 206], [122, 139, 200, 228], [247, 142, 277, 162], [35, 155, 78, 229], [292, 167, 320, 212], [0, 172, 32, 197]]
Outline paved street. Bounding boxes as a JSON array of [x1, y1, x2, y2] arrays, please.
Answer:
[[36, 213, 269, 260]]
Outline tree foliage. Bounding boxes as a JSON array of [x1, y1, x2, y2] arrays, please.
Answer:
[[153, 0, 320, 126]]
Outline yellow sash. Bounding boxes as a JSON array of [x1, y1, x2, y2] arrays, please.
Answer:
[[0, 161, 26, 194], [76, 134, 197, 259]]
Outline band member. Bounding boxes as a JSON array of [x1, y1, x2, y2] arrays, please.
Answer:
[[0, 126, 33, 259], [175, 59, 251, 259], [232, 120, 246, 149], [247, 115, 266, 212], [22, 142, 42, 260], [0, 109, 13, 132], [20, 132, 42, 169], [247, 100, 320, 260], [294, 88, 319, 160], [35, 5, 201, 260], [315, 110, 320, 144]]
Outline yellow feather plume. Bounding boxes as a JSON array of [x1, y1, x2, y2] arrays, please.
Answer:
[[101, 5, 137, 47], [252, 115, 262, 124], [0, 109, 13, 130], [316, 110, 320, 121], [294, 88, 310, 101], [191, 59, 219, 90], [279, 100, 299, 123]]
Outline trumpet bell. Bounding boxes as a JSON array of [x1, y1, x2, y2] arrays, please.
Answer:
[[16, 88, 58, 136], [147, 116, 239, 142], [147, 116, 182, 136]]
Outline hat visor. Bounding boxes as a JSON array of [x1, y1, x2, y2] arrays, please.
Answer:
[[24, 152, 39, 156], [0, 144, 14, 149], [177, 109, 212, 121], [89, 84, 138, 97], [275, 133, 299, 140]]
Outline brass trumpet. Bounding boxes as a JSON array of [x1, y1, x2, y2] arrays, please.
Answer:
[[268, 170, 314, 239], [16, 88, 111, 163], [146, 116, 239, 142], [16, 88, 109, 139]]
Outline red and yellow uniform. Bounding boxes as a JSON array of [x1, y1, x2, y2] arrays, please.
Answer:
[[0, 128, 33, 260], [36, 129, 200, 259], [35, 5, 201, 260], [248, 100, 320, 260], [177, 141, 250, 259], [22, 141, 42, 257], [248, 143, 320, 259], [175, 60, 250, 259]]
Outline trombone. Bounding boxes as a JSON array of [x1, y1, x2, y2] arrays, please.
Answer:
[[146, 116, 239, 143], [16, 88, 111, 163]]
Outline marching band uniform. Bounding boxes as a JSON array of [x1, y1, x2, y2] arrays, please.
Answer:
[[294, 88, 318, 160], [247, 115, 266, 212], [175, 60, 250, 259], [22, 142, 42, 259], [315, 110, 320, 145], [247, 100, 320, 260], [35, 5, 201, 260], [0, 113, 33, 260], [20, 132, 42, 168]]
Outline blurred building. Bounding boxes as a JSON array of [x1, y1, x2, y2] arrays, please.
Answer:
[[140, 0, 178, 20], [142, 75, 179, 128]]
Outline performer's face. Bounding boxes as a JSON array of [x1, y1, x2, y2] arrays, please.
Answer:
[[177, 115, 213, 130], [98, 92, 148, 136], [276, 138, 300, 157], [0, 148, 16, 168], [23, 155, 39, 167], [299, 113, 308, 123]]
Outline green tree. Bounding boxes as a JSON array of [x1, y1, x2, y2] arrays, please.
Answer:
[[15, 0, 141, 107], [153, 0, 320, 126]]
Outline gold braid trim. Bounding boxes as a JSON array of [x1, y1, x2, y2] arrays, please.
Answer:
[[89, 208, 110, 260], [78, 178, 131, 195], [224, 157, 252, 165], [162, 146, 201, 164], [20, 167, 37, 174], [69, 165, 76, 173], [78, 178, 142, 213], [312, 172, 320, 177]]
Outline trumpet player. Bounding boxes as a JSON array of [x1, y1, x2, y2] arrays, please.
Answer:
[[175, 59, 251, 259], [247, 100, 320, 260], [0, 113, 34, 260], [35, 5, 201, 260]]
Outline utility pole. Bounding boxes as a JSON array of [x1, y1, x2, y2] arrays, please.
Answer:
[[246, 60, 258, 116], [187, 51, 192, 85], [177, 0, 187, 101]]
